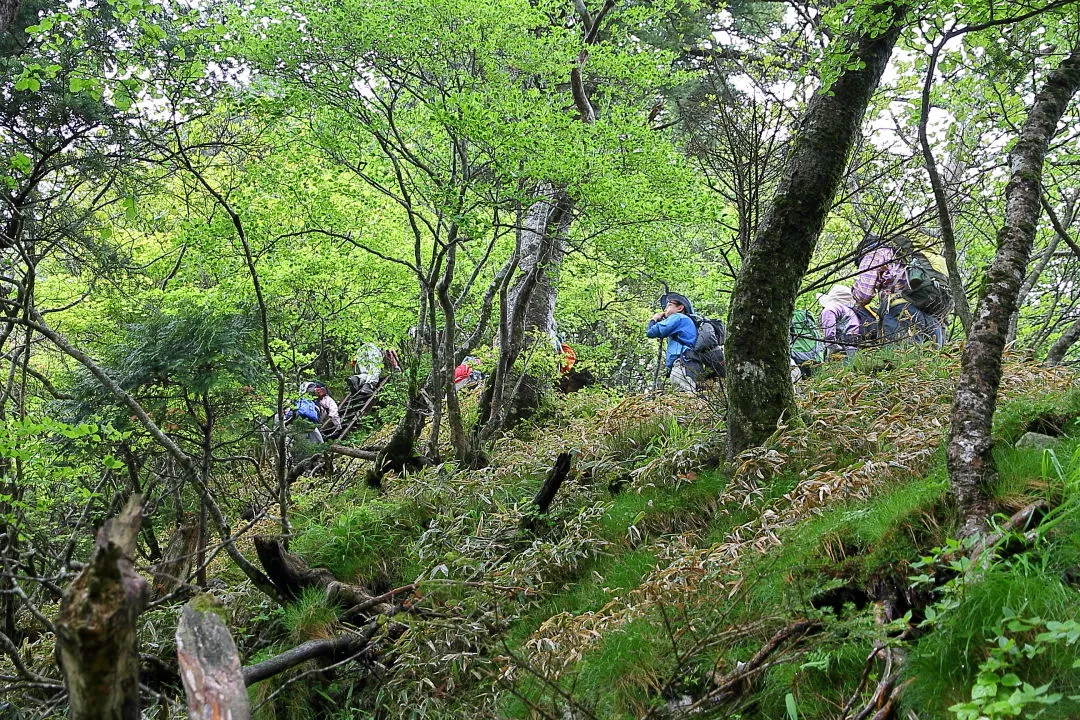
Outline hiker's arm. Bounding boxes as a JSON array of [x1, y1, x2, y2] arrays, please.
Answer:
[[851, 253, 882, 305], [820, 308, 837, 341], [646, 316, 674, 338]]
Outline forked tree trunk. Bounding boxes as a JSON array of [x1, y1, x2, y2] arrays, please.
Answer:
[[56, 496, 149, 720], [724, 6, 903, 457], [947, 45, 1080, 537], [502, 185, 573, 422], [477, 185, 573, 440]]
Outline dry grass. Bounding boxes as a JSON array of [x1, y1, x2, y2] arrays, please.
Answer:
[[520, 353, 1077, 678]]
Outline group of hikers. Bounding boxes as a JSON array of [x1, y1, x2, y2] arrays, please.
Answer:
[[279, 233, 952, 436], [648, 232, 955, 392], [283, 343, 400, 445]]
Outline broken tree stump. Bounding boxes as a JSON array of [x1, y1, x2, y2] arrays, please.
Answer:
[[534, 452, 572, 514], [176, 596, 250, 720], [56, 495, 150, 720], [151, 516, 199, 599]]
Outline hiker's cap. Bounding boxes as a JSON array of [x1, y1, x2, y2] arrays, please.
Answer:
[[817, 284, 855, 308], [660, 292, 694, 316], [299, 381, 316, 394], [854, 232, 885, 265]]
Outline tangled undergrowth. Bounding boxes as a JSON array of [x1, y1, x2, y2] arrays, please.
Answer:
[[12, 348, 1076, 720], [232, 346, 1078, 720]]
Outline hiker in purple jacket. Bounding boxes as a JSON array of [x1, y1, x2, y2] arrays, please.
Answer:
[[816, 284, 861, 361]]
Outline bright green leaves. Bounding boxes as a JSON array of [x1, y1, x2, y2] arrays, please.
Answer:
[[948, 613, 1080, 720]]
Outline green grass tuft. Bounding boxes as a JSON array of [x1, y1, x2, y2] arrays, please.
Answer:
[[291, 498, 428, 587], [280, 586, 338, 643], [902, 566, 1080, 719]]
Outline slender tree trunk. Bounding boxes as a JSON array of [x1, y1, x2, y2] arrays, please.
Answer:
[[919, 36, 973, 334], [947, 45, 1080, 537], [1008, 231, 1060, 344], [1046, 316, 1080, 365], [724, 9, 903, 457]]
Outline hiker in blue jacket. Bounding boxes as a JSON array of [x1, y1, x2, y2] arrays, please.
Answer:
[[647, 292, 699, 392]]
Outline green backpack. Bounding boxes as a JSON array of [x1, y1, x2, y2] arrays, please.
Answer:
[[892, 234, 953, 317], [790, 309, 824, 363]]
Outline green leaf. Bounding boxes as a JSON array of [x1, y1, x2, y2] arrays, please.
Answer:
[[785, 693, 798, 720], [124, 194, 137, 221], [10, 152, 31, 173], [1000, 673, 1022, 688]]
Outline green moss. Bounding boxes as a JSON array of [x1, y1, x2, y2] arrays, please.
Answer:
[[187, 592, 230, 623]]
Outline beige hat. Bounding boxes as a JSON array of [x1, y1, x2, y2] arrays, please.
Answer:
[[817, 284, 855, 307]]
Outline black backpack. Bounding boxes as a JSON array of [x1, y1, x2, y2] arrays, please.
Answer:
[[686, 316, 727, 378]]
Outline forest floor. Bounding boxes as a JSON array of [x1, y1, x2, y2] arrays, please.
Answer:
[[227, 345, 1080, 720], [10, 346, 1080, 720]]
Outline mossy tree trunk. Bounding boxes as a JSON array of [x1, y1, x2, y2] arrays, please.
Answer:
[[485, 185, 572, 432], [724, 8, 903, 457], [948, 45, 1080, 536]]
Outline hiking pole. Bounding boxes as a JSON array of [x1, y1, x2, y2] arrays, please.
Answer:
[[652, 282, 670, 391], [652, 339, 664, 391]]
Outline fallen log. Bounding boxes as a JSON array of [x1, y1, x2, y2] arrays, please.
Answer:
[[329, 444, 381, 461], [56, 495, 149, 720], [176, 597, 250, 720], [286, 445, 382, 484], [243, 621, 378, 686]]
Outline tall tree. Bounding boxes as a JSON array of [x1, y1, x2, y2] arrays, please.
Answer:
[[947, 44, 1080, 536], [725, 3, 904, 457]]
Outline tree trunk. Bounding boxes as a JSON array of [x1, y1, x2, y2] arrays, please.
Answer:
[[476, 185, 573, 443], [0, 0, 21, 36], [919, 36, 973, 334], [176, 598, 250, 720], [947, 45, 1080, 537], [1046, 316, 1080, 365], [724, 8, 903, 457], [150, 516, 199, 599], [488, 185, 573, 431], [55, 496, 149, 720], [1008, 231, 1060, 344]]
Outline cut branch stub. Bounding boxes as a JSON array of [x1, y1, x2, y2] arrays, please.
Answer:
[[56, 495, 150, 720], [176, 597, 250, 720]]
